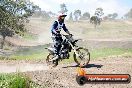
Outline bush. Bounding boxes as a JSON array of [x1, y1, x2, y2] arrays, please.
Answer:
[[0, 73, 30, 88]]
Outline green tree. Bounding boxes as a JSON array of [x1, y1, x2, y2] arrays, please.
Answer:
[[47, 11, 56, 18], [112, 13, 118, 19], [41, 11, 50, 20], [107, 13, 118, 20], [69, 12, 73, 21], [80, 12, 90, 20], [124, 8, 132, 19], [73, 10, 81, 21], [0, 0, 39, 49], [59, 3, 68, 14], [107, 14, 113, 19]]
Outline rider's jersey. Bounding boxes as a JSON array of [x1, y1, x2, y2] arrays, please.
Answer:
[[94, 10, 103, 18], [51, 21, 68, 35]]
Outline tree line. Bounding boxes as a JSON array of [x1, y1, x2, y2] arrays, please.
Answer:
[[32, 3, 132, 21], [124, 8, 132, 19]]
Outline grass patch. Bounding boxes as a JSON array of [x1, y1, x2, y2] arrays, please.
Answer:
[[10, 52, 48, 60], [0, 73, 29, 88], [1, 47, 132, 62], [91, 48, 132, 59], [61, 48, 132, 64], [9, 45, 49, 60]]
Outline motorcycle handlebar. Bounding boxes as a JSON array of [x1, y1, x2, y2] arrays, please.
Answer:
[[61, 34, 73, 37]]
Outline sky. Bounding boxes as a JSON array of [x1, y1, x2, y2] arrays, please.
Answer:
[[30, 0, 132, 18]]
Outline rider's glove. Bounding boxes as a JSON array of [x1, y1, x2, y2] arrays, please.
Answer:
[[69, 34, 73, 37], [55, 32, 61, 36]]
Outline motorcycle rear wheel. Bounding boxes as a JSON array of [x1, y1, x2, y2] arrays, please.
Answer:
[[46, 53, 58, 67]]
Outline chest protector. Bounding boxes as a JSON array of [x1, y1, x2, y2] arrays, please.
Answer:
[[56, 21, 64, 32]]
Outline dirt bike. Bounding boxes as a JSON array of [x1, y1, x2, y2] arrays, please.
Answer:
[[90, 16, 101, 29], [45, 34, 90, 67]]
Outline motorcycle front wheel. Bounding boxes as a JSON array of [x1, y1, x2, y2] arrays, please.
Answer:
[[73, 47, 90, 67]]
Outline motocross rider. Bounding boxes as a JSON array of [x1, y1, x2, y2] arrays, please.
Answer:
[[51, 13, 72, 61], [94, 8, 104, 22]]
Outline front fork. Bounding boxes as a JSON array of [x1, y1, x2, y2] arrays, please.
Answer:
[[68, 41, 79, 57]]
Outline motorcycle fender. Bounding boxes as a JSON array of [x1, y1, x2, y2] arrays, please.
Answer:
[[47, 48, 55, 54]]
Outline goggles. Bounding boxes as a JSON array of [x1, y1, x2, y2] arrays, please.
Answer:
[[61, 17, 65, 19]]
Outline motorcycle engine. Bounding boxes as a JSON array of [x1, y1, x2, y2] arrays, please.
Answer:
[[61, 49, 69, 59]]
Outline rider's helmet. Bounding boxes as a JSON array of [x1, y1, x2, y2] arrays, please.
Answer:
[[58, 13, 67, 22], [96, 8, 103, 11]]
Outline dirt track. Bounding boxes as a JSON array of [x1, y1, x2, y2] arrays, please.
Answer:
[[24, 56, 132, 88], [0, 56, 131, 88]]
